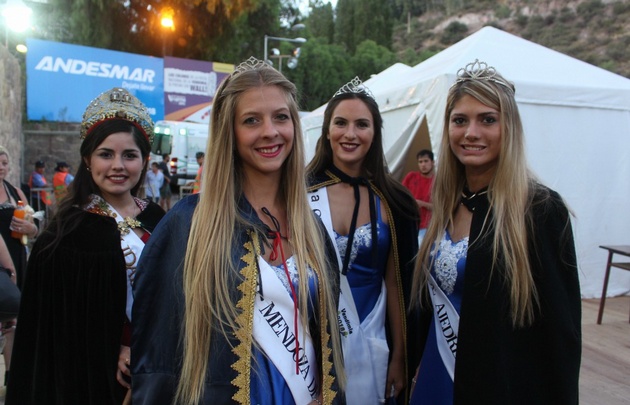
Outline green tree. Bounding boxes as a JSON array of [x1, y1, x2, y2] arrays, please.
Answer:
[[290, 38, 352, 110], [350, 39, 397, 80], [306, 0, 335, 44]]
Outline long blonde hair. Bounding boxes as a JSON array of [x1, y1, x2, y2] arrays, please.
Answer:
[[411, 68, 538, 328], [176, 63, 344, 403]]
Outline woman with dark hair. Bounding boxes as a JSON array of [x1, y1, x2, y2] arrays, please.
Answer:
[[306, 77, 419, 404], [409, 60, 580, 405], [6, 87, 165, 404]]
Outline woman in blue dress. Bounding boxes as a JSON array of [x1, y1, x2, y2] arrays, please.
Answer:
[[131, 58, 345, 405], [307, 77, 419, 404], [409, 60, 581, 405]]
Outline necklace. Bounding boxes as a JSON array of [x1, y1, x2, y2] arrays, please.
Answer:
[[117, 216, 141, 236], [83, 194, 144, 235], [460, 186, 488, 212]]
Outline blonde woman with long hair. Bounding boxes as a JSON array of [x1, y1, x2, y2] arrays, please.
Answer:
[[131, 58, 345, 405], [409, 60, 581, 405]]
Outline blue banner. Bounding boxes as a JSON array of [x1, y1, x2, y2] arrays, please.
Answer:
[[26, 38, 164, 123]]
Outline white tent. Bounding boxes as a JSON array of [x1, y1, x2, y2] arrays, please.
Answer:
[[301, 26, 630, 298]]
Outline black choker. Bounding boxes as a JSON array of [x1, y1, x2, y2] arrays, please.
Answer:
[[328, 165, 377, 275], [460, 186, 488, 212]]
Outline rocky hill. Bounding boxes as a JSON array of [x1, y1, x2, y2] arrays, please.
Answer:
[[393, 0, 630, 79]]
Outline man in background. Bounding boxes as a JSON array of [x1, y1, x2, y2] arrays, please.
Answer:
[[28, 160, 51, 212], [52, 161, 74, 203], [402, 149, 435, 242], [157, 153, 172, 211], [192, 152, 204, 194]]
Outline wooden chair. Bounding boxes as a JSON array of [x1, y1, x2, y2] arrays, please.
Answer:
[[597, 245, 630, 324]]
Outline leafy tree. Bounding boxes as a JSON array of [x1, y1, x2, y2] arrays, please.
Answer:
[[350, 39, 397, 80], [334, 0, 355, 51], [306, 0, 335, 44], [290, 38, 352, 110]]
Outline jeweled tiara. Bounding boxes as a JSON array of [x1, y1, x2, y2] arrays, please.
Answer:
[[80, 87, 154, 143], [453, 59, 514, 91], [233, 56, 270, 75], [332, 76, 375, 100]]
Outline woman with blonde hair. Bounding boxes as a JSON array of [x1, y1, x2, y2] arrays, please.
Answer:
[[409, 60, 581, 405], [131, 57, 345, 405]]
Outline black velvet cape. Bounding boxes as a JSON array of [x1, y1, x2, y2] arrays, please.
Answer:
[[418, 185, 581, 405], [6, 202, 164, 405]]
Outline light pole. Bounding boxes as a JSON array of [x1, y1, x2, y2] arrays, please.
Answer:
[[160, 7, 175, 56], [263, 35, 307, 70], [2, 0, 32, 48]]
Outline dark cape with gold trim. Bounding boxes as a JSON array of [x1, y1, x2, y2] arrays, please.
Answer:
[[307, 169, 421, 404], [131, 194, 344, 404], [6, 202, 164, 405]]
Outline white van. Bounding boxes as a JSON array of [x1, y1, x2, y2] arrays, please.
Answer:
[[152, 120, 209, 186]]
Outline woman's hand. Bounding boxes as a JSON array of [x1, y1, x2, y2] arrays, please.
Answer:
[[386, 356, 405, 399], [10, 216, 37, 238], [116, 344, 131, 389]]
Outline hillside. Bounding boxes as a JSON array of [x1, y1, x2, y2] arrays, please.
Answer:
[[393, 0, 630, 79]]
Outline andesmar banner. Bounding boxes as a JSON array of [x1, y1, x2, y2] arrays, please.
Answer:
[[26, 38, 164, 123]]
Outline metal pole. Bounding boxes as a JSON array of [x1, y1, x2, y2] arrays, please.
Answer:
[[263, 35, 268, 63]]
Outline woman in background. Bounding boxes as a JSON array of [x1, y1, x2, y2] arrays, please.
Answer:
[[0, 146, 37, 391], [409, 60, 581, 405]]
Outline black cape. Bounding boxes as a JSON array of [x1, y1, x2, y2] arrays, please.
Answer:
[[6, 202, 164, 405]]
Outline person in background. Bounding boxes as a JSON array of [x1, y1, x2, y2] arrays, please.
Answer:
[[28, 160, 51, 212], [409, 60, 581, 405], [6, 87, 165, 404], [131, 57, 344, 404], [191, 151, 205, 194], [157, 153, 172, 211], [306, 77, 419, 404], [145, 162, 164, 204], [52, 161, 75, 203], [0, 147, 37, 396], [402, 149, 435, 242]]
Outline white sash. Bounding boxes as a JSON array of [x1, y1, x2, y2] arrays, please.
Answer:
[[308, 188, 389, 404], [253, 257, 318, 404], [428, 275, 460, 381], [107, 203, 145, 321]]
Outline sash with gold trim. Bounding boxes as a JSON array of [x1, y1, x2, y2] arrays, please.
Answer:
[[107, 203, 145, 321]]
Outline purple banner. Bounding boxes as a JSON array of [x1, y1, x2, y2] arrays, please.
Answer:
[[163, 56, 233, 123]]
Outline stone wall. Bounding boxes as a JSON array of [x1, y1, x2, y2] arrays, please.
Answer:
[[23, 124, 83, 185], [0, 46, 23, 188]]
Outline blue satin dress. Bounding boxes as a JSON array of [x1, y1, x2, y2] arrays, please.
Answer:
[[410, 230, 468, 405], [335, 197, 391, 322]]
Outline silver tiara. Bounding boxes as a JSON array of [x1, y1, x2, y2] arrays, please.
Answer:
[[332, 76, 375, 100], [233, 56, 270, 75], [453, 59, 513, 90]]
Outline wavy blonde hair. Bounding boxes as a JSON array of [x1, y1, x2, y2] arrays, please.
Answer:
[[411, 69, 539, 328], [175, 64, 344, 403]]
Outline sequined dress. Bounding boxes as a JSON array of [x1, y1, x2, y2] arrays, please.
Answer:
[[410, 230, 468, 405]]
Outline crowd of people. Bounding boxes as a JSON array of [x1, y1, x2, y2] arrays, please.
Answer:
[[0, 57, 581, 405]]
